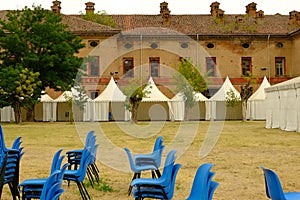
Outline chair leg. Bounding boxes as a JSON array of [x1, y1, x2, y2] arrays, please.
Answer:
[[128, 172, 141, 196]]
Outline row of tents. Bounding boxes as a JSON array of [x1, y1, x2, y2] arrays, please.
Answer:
[[0, 76, 272, 123]]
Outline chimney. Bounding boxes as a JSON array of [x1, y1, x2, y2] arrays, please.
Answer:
[[210, 2, 225, 23], [289, 10, 300, 25], [85, 2, 95, 14], [51, 0, 61, 14], [246, 2, 257, 17], [210, 2, 220, 17], [256, 10, 264, 18], [160, 2, 171, 26]]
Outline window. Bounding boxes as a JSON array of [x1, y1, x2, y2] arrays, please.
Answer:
[[241, 57, 252, 76], [90, 91, 98, 100], [123, 57, 134, 77], [206, 57, 216, 76], [89, 56, 99, 76], [149, 57, 160, 77], [275, 57, 285, 76]]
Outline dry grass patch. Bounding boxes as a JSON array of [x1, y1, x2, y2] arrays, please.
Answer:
[[0, 121, 299, 200]]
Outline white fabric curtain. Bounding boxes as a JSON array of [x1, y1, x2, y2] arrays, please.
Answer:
[[0, 106, 15, 122], [297, 84, 300, 132], [168, 100, 185, 121], [94, 102, 109, 121], [247, 100, 267, 120], [285, 87, 297, 131], [83, 101, 94, 122], [265, 91, 272, 128], [43, 102, 57, 122], [279, 89, 288, 130], [271, 90, 281, 129]]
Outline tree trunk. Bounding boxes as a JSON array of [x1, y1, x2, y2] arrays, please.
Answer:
[[131, 103, 139, 123], [14, 101, 22, 124], [26, 105, 35, 122], [242, 100, 247, 122]]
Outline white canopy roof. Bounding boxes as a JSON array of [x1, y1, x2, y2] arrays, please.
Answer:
[[248, 76, 271, 101], [94, 77, 126, 102], [265, 76, 300, 92], [209, 76, 240, 101], [53, 91, 72, 102], [142, 77, 170, 102], [40, 93, 54, 102]]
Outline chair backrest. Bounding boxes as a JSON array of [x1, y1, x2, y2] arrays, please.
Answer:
[[187, 163, 214, 200], [166, 163, 182, 199], [124, 148, 137, 172], [153, 136, 163, 152], [159, 150, 177, 187], [260, 166, 286, 200], [208, 181, 219, 200], [50, 149, 64, 174], [40, 170, 61, 200]]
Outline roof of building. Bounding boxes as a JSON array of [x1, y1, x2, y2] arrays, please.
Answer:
[[107, 14, 300, 36], [0, 10, 121, 36]]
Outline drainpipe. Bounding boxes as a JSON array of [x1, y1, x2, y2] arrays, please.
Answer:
[[267, 34, 270, 82], [140, 34, 143, 84]]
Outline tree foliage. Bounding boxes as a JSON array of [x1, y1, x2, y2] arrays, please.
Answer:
[[121, 79, 151, 123], [173, 58, 208, 120], [0, 5, 85, 122]]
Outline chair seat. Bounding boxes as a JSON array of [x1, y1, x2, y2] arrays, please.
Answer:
[[285, 192, 300, 200], [19, 178, 47, 186]]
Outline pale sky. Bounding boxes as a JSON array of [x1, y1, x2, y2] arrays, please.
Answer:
[[0, 0, 299, 15]]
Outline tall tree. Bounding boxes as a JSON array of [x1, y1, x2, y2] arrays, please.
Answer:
[[0, 5, 85, 122], [121, 78, 150, 123], [173, 58, 208, 120]]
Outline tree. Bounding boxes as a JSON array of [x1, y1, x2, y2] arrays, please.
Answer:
[[225, 72, 255, 122], [173, 58, 208, 120], [121, 79, 150, 123], [81, 10, 116, 27], [0, 66, 41, 123], [0, 5, 85, 122]]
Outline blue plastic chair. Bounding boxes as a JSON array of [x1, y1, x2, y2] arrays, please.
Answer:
[[186, 163, 219, 200], [19, 149, 65, 199], [133, 163, 182, 200], [0, 125, 23, 200], [63, 147, 92, 200], [134, 136, 165, 170], [260, 166, 300, 200], [131, 150, 178, 199], [124, 147, 158, 195]]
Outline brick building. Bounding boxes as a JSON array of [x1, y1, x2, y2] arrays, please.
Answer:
[[2, 1, 300, 98]]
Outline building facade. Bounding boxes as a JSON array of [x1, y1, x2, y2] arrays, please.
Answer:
[[2, 1, 300, 98]]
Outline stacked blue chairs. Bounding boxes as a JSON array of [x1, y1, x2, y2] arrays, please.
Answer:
[[260, 166, 300, 200], [0, 124, 24, 200], [18, 149, 65, 199], [39, 163, 69, 200], [186, 163, 219, 200], [66, 131, 99, 187], [131, 150, 181, 200], [134, 136, 165, 178], [63, 147, 92, 200], [124, 136, 165, 195]]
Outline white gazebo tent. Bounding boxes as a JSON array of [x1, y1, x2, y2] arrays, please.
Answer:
[[39, 93, 56, 122], [169, 92, 208, 121], [53, 91, 73, 121], [93, 77, 129, 121], [265, 76, 300, 132], [188, 92, 208, 120], [206, 76, 242, 120], [246, 76, 270, 120], [138, 77, 171, 121]]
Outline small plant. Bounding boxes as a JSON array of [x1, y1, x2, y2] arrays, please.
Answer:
[[225, 88, 240, 107]]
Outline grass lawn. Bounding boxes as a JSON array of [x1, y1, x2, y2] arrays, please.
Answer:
[[1, 121, 300, 199]]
